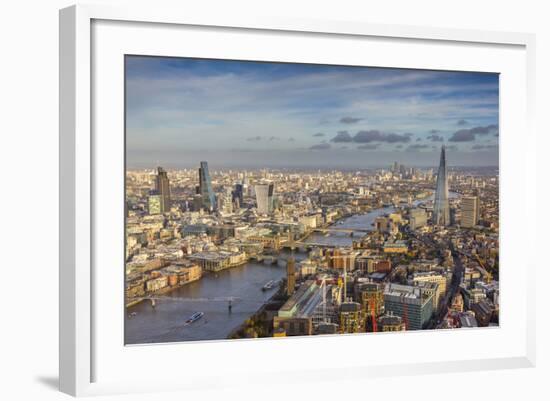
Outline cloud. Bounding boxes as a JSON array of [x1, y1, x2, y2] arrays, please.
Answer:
[[340, 117, 363, 124], [472, 144, 498, 150], [269, 136, 279, 141], [246, 136, 262, 142], [395, 144, 404, 149], [446, 145, 458, 151], [457, 119, 468, 126], [416, 137, 422, 142], [309, 143, 331, 150], [405, 144, 430, 152], [288, 137, 295, 142], [449, 130, 475, 142], [313, 132, 325, 137], [331, 131, 354, 143], [429, 129, 440, 134], [354, 130, 411, 144], [427, 134, 444, 142], [449, 124, 498, 142], [357, 144, 379, 150]]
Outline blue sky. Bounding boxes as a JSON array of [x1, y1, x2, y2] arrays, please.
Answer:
[[126, 55, 499, 169]]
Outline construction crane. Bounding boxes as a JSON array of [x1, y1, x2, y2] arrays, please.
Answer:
[[472, 253, 493, 283]]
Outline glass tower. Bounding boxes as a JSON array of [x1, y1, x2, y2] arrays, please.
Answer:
[[198, 161, 216, 212], [154, 167, 171, 213], [433, 146, 450, 226]]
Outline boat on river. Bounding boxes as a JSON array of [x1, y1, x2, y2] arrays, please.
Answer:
[[184, 311, 204, 325], [262, 280, 275, 291]]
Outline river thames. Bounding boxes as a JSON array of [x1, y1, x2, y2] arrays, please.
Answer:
[[125, 192, 457, 344]]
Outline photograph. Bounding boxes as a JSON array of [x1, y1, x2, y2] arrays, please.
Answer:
[[124, 55, 500, 344]]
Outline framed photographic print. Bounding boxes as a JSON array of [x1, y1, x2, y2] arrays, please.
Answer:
[[60, 4, 536, 397]]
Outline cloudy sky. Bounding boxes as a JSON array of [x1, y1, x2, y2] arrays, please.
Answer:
[[126, 56, 499, 169]]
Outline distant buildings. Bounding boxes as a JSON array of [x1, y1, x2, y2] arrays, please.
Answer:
[[382, 240, 408, 254], [433, 146, 450, 226], [198, 161, 216, 212], [461, 196, 479, 228], [154, 167, 171, 213], [255, 183, 274, 215]]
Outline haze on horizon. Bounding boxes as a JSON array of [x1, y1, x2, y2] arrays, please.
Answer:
[[126, 56, 499, 169]]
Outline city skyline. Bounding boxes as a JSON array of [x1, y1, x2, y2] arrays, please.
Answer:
[[126, 56, 499, 169], [125, 56, 499, 344]]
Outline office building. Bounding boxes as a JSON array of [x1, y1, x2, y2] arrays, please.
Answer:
[[198, 161, 216, 212], [461, 196, 479, 228], [155, 167, 171, 213], [412, 272, 447, 310], [255, 183, 274, 215], [433, 146, 450, 226], [383, 283, 434, 330]]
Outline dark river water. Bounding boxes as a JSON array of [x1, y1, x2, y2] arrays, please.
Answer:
[[125, 191, 457, 344]]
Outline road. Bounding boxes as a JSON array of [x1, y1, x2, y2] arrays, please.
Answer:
[[406, 229, 465, 328]]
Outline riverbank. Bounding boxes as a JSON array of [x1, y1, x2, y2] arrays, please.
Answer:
[[125, 276, 202, 308]]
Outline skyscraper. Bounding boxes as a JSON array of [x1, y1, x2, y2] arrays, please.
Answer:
[[255, 183, 274, 215], [433, 146, 450, 226], [155, 167, 170, 213], [232, 183, 244, 209], [461, 196, 479, 228], [198, 161, 216, 212]]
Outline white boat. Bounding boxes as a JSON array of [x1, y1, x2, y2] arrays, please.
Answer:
[[184, 311, 204, 325], [262, 280, 275, 291]]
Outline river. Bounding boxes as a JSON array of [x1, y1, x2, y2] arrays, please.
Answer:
[[125, 191, 458, 344]]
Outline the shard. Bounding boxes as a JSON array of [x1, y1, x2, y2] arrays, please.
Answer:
[[433, 145, 450, 226]]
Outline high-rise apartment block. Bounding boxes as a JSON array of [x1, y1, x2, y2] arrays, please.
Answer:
[[461, 196, 479, 228]]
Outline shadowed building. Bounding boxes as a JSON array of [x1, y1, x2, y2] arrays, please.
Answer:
[[433, 146, 450, 226], [198, 161, 216, 212], [155, 167, 171, 213], [377, 312, 406, 332], [461, 196, 479, 228]]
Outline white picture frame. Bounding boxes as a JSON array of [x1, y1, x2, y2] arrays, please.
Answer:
[[59, 4, 536, 397]]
